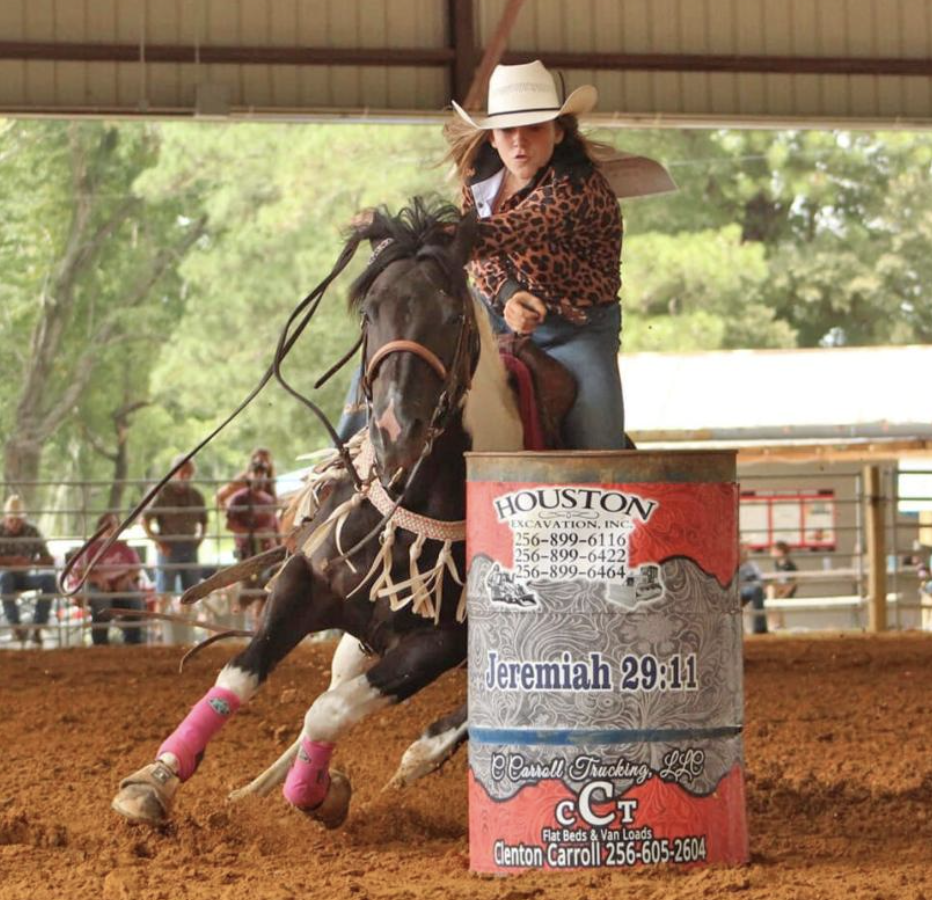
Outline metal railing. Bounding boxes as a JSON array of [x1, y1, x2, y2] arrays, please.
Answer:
[[4, 462, 931, 643], [738, 464, 932, 633], [0, 476, 280, 648]]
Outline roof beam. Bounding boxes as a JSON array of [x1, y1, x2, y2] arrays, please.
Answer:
[[448, 0, 476, 106], [506, 50, 932, 78], [463, 0, 527, 110], [2, 41, 931, 79], [0, 42, 453, 67]]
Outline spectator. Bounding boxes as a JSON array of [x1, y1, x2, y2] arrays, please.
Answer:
[[0, 494, 57, 646], [738, 542, 767, 635], [771, 540, 798, 600], [143, 456, 207, 597], [68, 512, 146, 645], [218, 450, 280, 611], [215, 448, 277, 511]]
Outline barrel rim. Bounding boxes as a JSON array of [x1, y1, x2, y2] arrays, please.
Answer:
[[465, 450, 738, 460]]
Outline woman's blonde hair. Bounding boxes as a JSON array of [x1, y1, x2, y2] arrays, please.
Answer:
[[442, 114, 616, 185]]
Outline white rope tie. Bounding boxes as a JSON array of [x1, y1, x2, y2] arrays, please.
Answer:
[[295, 435, 466, 621]]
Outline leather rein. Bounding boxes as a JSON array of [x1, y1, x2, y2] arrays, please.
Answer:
[[61, 233, 479, 593]]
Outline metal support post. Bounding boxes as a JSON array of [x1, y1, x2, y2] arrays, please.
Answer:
[[863, 465, 887, 633]]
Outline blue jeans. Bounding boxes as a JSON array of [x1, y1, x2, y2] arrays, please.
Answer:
[[155, 543, 201, 595], [740, 585, 768, 635], [88, 594, 146, 645], [1, 570, 56, 626], [336, 366, 366, 444], [488, 303, 626, 450]]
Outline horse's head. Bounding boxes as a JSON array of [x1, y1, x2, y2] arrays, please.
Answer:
[[349, 200, 479, 488]]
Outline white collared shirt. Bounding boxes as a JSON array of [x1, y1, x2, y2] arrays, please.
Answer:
[[469, 168, 506, 219]]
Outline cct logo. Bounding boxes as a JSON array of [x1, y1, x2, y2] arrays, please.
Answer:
[[556, 781, 638, 828]]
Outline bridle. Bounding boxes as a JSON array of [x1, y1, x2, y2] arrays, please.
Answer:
[[323, 274, 481, 569], [358, 283, 479, 480]]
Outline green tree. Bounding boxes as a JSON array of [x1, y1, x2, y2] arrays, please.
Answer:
[[0, 121, 205, 513], [133, 123, 451, 482]]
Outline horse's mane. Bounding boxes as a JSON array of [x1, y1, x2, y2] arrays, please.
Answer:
[[347, 198, 466, 310]]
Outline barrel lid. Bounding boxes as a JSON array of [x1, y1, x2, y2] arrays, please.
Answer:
[[466, 450, 736, 484]]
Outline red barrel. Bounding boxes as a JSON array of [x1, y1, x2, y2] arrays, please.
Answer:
[[466, 451, 747, 873]]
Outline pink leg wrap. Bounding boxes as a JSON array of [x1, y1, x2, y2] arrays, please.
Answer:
[[157, 686, 241, 781], [283, 738, 334, 809]]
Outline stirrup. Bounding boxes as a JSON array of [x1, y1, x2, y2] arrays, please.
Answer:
[[111, 760, 180, 825]]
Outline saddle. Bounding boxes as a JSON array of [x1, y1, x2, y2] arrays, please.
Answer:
[[497, 334, 577, 450]]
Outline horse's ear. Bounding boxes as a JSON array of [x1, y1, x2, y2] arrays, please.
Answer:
[[449, 209, 478, 270]]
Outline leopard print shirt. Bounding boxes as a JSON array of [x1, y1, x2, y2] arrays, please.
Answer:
[[464, 163, 622, 325]]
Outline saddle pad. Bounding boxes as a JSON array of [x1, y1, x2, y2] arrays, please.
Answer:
[[500, 352, 546, 451]]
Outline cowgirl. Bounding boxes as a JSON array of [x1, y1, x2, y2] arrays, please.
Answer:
[[446, 60, 626, 450]]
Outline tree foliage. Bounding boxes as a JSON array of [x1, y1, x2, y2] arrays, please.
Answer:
[[2, 120, 931, 520]]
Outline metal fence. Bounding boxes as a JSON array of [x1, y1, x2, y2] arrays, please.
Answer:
[[0, 476, 280, 648], [738, 463, 932, 634], [3, 462, 931, 647]]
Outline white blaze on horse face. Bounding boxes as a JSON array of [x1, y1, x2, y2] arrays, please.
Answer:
[[375, 395, 403, 443], [216, 664, 260, 703], [463, 297, 524, 451], [302, 674, 390, 744]]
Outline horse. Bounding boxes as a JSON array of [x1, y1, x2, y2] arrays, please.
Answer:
[[111, 199, 525, 828]]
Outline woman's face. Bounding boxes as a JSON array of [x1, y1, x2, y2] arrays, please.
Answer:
[[490, 122, 563, 185]]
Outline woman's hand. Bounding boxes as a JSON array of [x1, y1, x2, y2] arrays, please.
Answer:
[[504, 291, 547, 335]]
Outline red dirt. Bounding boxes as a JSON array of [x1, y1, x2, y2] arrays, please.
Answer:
[[2, 633, 931, 900]]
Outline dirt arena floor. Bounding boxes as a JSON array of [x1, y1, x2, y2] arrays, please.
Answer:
[[2, 632, 931, 900]]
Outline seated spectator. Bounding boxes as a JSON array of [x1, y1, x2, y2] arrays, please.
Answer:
[[0, 494, 57, 646], [68, 513, 146, 645], [738, 542, 767, 636], [771, 540, 798, 599]]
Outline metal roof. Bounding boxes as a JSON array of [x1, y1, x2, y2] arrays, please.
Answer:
[[1, 0, 932, 125], [624, 344, 932, 443]]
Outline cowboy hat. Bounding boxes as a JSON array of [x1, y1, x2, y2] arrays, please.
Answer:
[[452, 60, 597, 130], [3, 494, 25, 516]]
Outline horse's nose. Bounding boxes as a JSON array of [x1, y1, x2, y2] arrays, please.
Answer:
[[370, 405, 430, 483]]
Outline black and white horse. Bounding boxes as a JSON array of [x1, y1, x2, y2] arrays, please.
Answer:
[[112, 201, 523, 828]]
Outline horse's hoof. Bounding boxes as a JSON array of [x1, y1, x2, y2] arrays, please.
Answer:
[[111, 760, 179, 825], [302, 770, 352, 829]]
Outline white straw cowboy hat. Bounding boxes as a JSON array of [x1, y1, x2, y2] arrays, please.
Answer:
[[3, 494, 25, 516], [452, 60, 597, 130]]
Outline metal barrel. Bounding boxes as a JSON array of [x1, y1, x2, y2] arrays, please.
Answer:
[[466, 451, 747, 873]]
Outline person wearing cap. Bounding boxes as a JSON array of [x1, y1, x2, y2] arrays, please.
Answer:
[[0, 494, 57, 645], [142, 457, 208, 596], [446, 60, 626, 449]]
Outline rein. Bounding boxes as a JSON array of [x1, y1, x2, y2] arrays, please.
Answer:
[[62, 216, 477, 597], [60, 234, 369, 597]]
